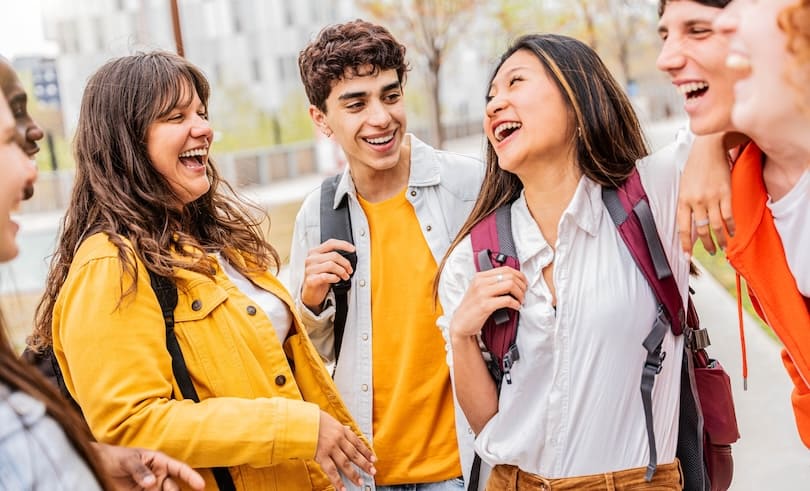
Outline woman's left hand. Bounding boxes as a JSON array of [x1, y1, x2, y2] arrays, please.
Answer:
[[94, 443, 206, 491]]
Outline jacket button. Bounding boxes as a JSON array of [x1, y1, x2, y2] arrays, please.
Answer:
[[191, 300, 202, 311], [361, 384, 368, 392], [246, 305, 257, 316], [410, 190, 417, 197], [426, 225, 432, 232], [275, 375, 286, 386], [359, 280, 366, 287]]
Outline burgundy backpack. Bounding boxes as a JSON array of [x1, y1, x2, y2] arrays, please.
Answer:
[[468, 169, 739, 491]]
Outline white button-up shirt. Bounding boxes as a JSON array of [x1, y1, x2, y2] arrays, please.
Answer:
[[437, 135, 691, 478], [288, 134, 486, 489]]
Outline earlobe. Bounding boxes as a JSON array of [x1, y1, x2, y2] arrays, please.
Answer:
[[308, 105, 332, 137]]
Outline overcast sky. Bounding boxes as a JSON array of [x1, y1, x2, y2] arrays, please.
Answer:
[[0, 0, 58, 59]]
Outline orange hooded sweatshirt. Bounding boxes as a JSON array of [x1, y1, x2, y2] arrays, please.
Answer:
[[725, 142, 810, 448]]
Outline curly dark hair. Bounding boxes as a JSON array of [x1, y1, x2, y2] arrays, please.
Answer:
[[30, 51, 279, 351], [658, 0, 731, 17], [298, 19, 409, 112]]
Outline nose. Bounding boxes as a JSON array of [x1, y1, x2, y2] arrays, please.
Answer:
[[191, 115, 213, 142], [485, 92, 506, 118], [656, 37, 686, 73], [367, 100, 392, 127]]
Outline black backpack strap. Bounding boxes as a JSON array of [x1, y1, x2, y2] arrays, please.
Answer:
[[148, 270, 236, 491], [319, 174, 357, 366]]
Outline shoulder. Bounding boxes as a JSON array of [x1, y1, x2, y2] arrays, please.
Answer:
[[435, 150, 485, 201], [72, 232, 130, 267]]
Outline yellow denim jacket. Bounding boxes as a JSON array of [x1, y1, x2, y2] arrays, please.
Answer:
[[53, 233, 365, 490]]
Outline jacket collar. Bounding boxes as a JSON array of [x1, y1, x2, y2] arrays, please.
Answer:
[[331, 134, 440, 209]]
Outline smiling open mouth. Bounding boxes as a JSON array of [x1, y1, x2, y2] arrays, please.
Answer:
[[363, 130, 395, 146], [678, 82, 708, 100], [494, 122, 522, 142], [179, 148, 207, 167]]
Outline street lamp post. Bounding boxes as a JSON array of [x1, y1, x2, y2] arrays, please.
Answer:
[[170, 0, 185, 57]]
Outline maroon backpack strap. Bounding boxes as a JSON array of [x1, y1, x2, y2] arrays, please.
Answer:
[[470, 204, 520, 386], [602, 169, 685, 334]]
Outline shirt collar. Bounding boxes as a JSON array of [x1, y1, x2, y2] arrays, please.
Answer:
[[511, 175, 604, 258]]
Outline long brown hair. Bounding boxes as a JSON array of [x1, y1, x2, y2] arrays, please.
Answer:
[[30, 51, 279, 351], [0, 312, 110, 487], [438, 34, 648, 283]]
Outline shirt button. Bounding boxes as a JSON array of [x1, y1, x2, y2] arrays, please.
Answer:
[[361, 333, 369, 341], [410, 190, 417, 197], [426, 225, 432, 232], [246, 305, 257, 316], [361, 384, 369, 392], [359, 279, 366, 287], [191, 300, 202, 311], [275, 375, 286, 386]]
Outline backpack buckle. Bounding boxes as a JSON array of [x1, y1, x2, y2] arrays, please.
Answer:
[[685, 328, 711, 351], [645, 350, 667, 375], [502, 344, 520, 384]]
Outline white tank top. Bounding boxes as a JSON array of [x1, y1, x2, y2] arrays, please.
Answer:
[[767, 169, 810, 297]]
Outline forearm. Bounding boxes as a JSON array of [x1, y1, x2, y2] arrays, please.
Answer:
[[450, 333, 498, 434]]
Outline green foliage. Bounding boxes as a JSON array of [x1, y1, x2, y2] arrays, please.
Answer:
[[211, 85, 314, 153]]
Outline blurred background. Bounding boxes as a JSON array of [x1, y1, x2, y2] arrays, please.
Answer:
[[1, 0, 682, 344], [4, 2, 810, 486]]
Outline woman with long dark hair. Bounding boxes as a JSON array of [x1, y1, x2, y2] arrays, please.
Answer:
[[29, 52, 374, 491], [437, 34, 691, 489]]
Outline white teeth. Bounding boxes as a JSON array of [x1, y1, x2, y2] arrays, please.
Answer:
[[677, 82, 709, 97], [179, 148, 207, 158], [494, 121, 522, 141], [364, 134, 394, 145], [726, 53, 752, 71]]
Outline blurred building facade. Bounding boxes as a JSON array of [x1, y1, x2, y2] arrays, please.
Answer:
[[40, 0, 356, 134]]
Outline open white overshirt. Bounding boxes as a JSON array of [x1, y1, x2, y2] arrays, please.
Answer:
[[437, 134, 692, 478]]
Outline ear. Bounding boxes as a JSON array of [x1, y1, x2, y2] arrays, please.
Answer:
[[309, 105, 332, 137]]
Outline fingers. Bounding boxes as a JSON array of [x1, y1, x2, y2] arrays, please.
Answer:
[[693, 210, 716, 256], [677, 201, 695, 255], [158, 454, 206, 491], [451, 267, 526, 339], [707, 205, 727, 251], [339, 425, 376, 475], [316, 413, 376, 491]]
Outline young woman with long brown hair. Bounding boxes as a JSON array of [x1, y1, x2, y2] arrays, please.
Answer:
[[28, 51, 375, 491]]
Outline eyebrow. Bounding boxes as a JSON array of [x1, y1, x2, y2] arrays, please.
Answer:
[[337, 81, 401, 101]]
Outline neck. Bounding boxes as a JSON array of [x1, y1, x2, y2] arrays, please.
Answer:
[[519, 156, 581, 244], [350, 135, 412, 202], [755, 132, 810, 201]]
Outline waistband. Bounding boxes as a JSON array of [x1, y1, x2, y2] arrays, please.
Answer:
[[486, 459, 682, 490]]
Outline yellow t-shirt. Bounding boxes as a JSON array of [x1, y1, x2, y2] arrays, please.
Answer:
[[358, 188, 461, 485]]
